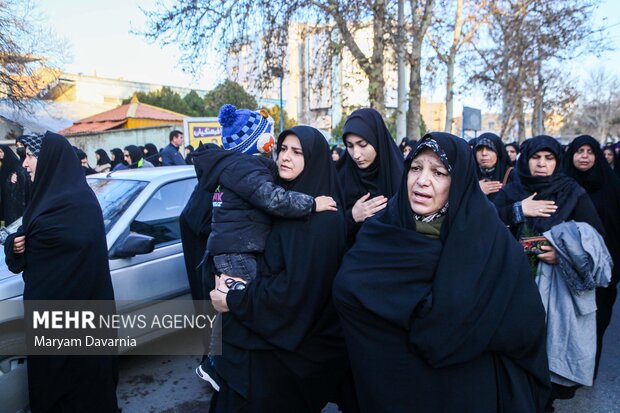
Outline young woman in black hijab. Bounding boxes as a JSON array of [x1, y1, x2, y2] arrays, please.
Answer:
[[493, 135, 603, 240], [110, 147, 124, 169], [0, 144, 28, 225], [562, 135, 620, 377], [4, 132, 118, 412], [144, 143, 161, 166], [184, 144, 195, 165], [333, 132, 550, 412], [506, 142, 520, 166], [94, 148, 112, 172], [209, 125, 354, 412], [331, 145, 344, 162], [473, 132, 514, 200], [603, 145, 620, 178], [336, 108, 403, 246]]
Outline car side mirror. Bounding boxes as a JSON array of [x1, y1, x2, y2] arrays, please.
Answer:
[[110, 233, 155, 259]]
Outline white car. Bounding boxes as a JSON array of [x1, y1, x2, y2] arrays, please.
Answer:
[[0, 166, 198, 413]]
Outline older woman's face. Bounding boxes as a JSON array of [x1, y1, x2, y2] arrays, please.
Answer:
[[408, 149, 451, 216], [277, 134, 305, 181], [344, 134, 377, 169], [604, 148, 614, 165], [528, 150, 556, 177], [23, 148, 37, 181], [572, 145, 595, 172]]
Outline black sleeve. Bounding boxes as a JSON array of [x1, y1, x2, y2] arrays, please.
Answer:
[[344, 208, 362, 246], [572, 193, 606, 237], [493, 190, 517, 227], [220, 165, 314, 218], [248, 182, 314, 218], [4, 231, 25, 274]]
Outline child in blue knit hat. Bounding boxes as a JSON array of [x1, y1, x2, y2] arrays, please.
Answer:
[[193, 104, 337, 391]]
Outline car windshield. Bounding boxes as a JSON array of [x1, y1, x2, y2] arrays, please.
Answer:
[[87, 178, 148, 232]]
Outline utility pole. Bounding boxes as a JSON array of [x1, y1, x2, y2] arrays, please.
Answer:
[[396, 0, 406, 140]]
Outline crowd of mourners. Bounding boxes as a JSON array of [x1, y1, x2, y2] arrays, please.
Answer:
[[2, 104, 618, 413]]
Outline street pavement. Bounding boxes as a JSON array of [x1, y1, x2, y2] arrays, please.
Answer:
[[117, 298, 620, 412]]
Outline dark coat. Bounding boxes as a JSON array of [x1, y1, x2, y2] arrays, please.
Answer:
[[161, 142, 185, 166], [4, 132, 118, 412], [179, 144, 218, 302], [198, 148, 315, 256]]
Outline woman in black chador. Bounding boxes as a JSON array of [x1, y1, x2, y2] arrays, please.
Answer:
[[4, 132, 119, 412], [562, 135, 620, 377], [493, 135, 603, 240], [144, 143, 161, 166], [110, 147, 124, 170], [493, 135, 606, 410], [0, 144, 28, 225], [336, 108, 403, 246], [334, 132, 550, 413], [473, 132, 514, 200], [209, 126, 354, 412]]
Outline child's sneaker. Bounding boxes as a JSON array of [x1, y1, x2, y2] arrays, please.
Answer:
[[195, 356, 221, 392]]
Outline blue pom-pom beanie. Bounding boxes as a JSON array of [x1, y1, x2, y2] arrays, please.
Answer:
[[218, 104, 275, 155]]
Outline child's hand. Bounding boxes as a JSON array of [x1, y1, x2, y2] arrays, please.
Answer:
[[315, 196, 338, 212]]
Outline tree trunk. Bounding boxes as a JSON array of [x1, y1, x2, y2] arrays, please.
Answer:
[[516, 98, 526, 142], [444, 0, 462, 133], [329, 0, 386, 113], [407, 54, 423, 138], [369, 0, 386, 113], [406, 0, 434, 138], [444, 53, 456, 133]]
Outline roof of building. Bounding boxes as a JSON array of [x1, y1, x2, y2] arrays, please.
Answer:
[[59, 96, 186, 135]]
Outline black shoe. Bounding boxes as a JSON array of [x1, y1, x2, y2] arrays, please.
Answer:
[[195, 357, 221, 392]]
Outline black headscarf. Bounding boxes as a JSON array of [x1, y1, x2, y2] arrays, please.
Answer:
[[110, 148, 123, 169], [474, 132, 511, 182], [0, 144, 28, 223], [500, 135, 585, 233], [144, 143, 161, 166], [185, 144, 195, 165], [506, 142, 520, 166], [95, 148, 111, 166], [336, 108, 403, 206], [220, 126, 348, 400], [277, 126, 345, 206], [124, 145, 143, 168], [333, 132, 550, 412], [603, 144, 620, 178], [563, 135, 620, 274], [0, 144, 21, 185]]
